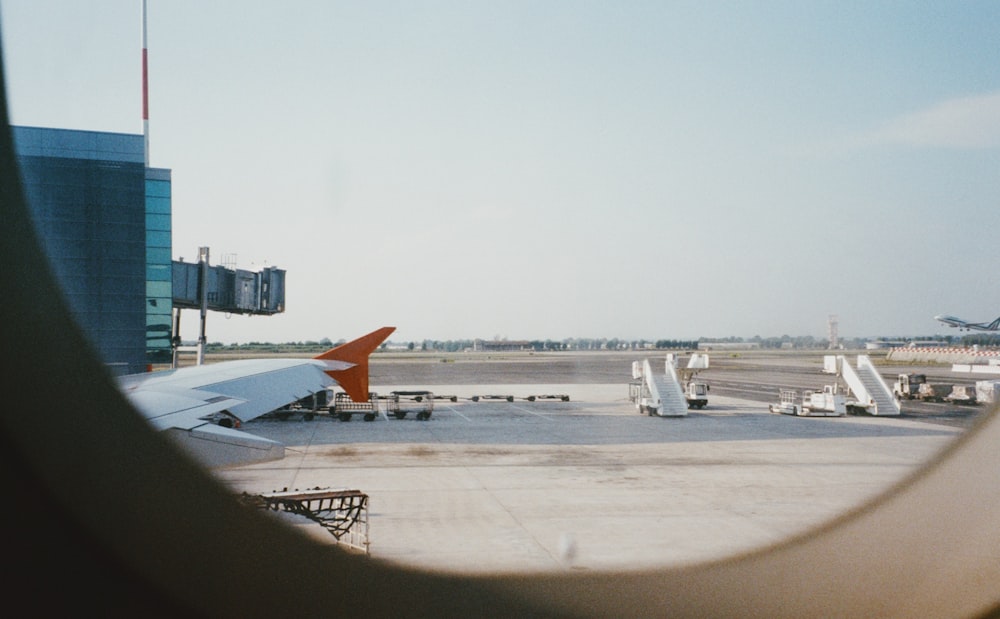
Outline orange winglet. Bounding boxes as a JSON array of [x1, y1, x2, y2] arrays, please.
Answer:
[[314, 327, 395, 403]]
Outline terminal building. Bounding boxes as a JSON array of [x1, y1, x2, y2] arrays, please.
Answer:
[[13, 126, 173, 374], [13, 125, 286, 376]]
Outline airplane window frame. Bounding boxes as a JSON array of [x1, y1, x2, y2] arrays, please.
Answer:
[[2, 45, 999, 619]]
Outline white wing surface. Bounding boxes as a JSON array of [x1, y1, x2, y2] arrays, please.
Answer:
[[117, 359, 350, 467], [116, 327, 395, 467], [119, 358, 350, 425]]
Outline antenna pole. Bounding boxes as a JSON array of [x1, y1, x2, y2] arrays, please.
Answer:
[[142, 0, 149, 165]]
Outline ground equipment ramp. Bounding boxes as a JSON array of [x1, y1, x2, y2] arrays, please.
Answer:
[[634, 358, 688, 417], [840, 355, 900, 416]]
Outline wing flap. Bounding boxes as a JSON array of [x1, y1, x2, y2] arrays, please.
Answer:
[[162, 425, 285, 467], [126, 389, 246, 430], [216, 363, 336, 422]]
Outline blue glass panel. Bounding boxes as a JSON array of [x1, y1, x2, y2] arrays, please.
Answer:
[[146, 280, 172, 298], [147, 247, 172, 265], [146, 196, 171, 215], [101, 260, 142, 278], [147, 230, 171, 248], [146, 213, 171, 231], [146, 180, 171, 198], [147, 263, 172, 283]]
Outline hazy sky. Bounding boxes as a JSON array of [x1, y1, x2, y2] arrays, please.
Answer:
[[3, 1, 999, 344]]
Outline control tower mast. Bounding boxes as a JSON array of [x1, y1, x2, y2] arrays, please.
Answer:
[[828, 314, 839, 349]]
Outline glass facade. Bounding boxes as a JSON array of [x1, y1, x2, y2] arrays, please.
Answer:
[[13, 126, 172, 374], [145, 168, 173, 363]]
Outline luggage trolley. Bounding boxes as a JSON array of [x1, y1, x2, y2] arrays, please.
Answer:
[[387, 390, 434, 421], [330, 392, 379, 422]]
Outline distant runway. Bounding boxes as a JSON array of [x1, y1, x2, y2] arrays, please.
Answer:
[[215, 349, 977, 573]]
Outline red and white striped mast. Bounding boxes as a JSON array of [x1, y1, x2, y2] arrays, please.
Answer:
[[142, 0, 149, 165]]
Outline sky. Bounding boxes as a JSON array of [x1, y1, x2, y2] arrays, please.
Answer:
[[2, 1, 999, 345]]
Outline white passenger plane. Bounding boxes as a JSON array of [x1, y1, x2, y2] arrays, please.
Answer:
[[934, 314, 1000, 332], [117, 326, 395, 466]]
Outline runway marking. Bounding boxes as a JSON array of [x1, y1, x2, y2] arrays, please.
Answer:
[[509, 404, 551, 418], [441, 405, 471, 421]]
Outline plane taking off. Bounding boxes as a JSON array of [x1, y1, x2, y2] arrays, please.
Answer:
[[118, 326, 395, 466], [934, 314, 1000, 332]]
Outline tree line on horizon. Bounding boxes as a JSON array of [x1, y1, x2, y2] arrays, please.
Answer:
[[202, 332, 1000, 354]]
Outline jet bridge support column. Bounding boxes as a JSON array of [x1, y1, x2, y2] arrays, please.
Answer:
[[196, 246, 209, 366], [170, 306, 182, 369]]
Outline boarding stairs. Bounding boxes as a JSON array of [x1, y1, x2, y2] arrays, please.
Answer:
[[839, 355, 900, 416], [639, 358, 688, 417]]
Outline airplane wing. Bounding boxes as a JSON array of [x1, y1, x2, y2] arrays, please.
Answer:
[[119, 358, 345, 426], [118, 327, 395, 467]]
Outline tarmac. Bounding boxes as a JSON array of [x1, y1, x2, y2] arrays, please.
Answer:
[[213, 381, 963, 575]]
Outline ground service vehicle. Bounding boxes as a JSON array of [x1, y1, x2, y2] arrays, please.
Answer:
[[802, 385, 847, 415], [893, 373, 926, 400], [945, 385, 977, 405], [771, 386, 845, 416], [918, 383, 952, 402], [685, 381, 709, 409], [894, 373, 953, 402]]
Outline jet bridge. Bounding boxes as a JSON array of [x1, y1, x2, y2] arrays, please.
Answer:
[[170, 247, 287, 367], [828, 355, 900, 416]]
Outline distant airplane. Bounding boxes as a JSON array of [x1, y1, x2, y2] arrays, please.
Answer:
[[934, 314, 1000, 332], [118, 326, 395, 466]]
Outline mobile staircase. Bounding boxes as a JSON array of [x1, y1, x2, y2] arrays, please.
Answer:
[[631, 358, 688, 417], [838, 355, 900, 416]]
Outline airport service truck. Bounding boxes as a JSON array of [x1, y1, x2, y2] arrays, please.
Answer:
[[893, 373, 925, 400], [893, 374, 951, 402], [685, 381, 709, 409]]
